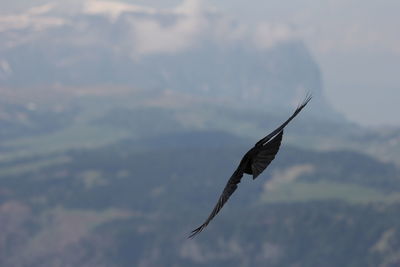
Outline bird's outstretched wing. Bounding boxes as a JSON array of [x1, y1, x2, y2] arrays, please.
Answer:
[[255, 94, 311, 147], [252, 130, 283, 179], [189, 171, 243, 238]]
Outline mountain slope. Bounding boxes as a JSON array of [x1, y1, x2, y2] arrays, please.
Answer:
[[0, 1, 339, 120]]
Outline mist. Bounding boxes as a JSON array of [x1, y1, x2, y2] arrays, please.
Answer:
[[0, 1, 399, 266]]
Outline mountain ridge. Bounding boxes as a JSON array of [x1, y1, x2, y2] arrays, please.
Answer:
[[0, 1, 339, 120]]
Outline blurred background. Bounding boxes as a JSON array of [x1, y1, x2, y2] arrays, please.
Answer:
[[0, 0, 399, 266]]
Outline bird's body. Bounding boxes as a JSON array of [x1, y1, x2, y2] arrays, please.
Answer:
[[189, 95, 311, 238]]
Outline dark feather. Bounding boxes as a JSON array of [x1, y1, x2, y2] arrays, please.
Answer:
[[252, 130, 283, 179], [255, 93, 311, 147], [189, 171, 242, 238], [189, 94, 311, 238]]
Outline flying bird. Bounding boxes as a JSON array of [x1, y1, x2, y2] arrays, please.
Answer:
[[189, 95, 312, 238]]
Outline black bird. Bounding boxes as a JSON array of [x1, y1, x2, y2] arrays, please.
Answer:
[[189, 95, 312, 238]]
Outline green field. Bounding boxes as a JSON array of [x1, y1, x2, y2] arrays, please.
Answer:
[[261, 180, 400, 204]]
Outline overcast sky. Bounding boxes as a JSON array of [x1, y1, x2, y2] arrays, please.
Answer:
[[2, 0, 399, 127]]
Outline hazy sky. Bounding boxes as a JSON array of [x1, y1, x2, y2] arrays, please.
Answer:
[[2, 0, 399, 127], [155, 0, 400, 127]]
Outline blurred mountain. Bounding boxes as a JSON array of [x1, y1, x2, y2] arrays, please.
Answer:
[[1, 3, 400, 266], [1, 130, 400, 266], [0, 0, 338, 120]]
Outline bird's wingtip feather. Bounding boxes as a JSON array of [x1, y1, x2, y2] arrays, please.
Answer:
[[297, 92, 312, 111], [188, 225, 205, 239]]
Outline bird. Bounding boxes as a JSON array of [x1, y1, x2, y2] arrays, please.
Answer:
[[189, 94, 312, 238]]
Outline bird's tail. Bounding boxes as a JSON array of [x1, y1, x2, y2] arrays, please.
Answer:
[[255, 93, 312, 146]]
